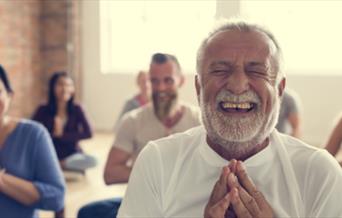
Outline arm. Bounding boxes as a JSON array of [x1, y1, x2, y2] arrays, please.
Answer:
[[103, 147, 132, 185], [0, 170, 40, 206], [288, 113, 301, 138], [285, 91, 302, 139], [325, 117, 342, 156], [32, 125, 65, 210], [105, 113, 137, 184]]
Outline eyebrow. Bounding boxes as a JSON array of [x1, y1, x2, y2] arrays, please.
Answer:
[[208, 61, 233, 69], [246, 62, 268, 68]]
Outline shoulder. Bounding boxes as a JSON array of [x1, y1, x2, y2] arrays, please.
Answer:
[[283, 90, 300, 105], [18, 119, 47, 132], [21, 119, 49, 134], [123, 104, 153, 120], [276, 132, 321, 159], [116, 106, 152, 131], [276, 132, 341, 179], [13, 119, 50, 142]]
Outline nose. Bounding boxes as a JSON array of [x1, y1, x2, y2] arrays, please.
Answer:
[[154, 81, 167, 92], [226, 71, 249, 94]]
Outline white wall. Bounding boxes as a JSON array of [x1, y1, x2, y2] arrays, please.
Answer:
[[81, 1, 342, 147]]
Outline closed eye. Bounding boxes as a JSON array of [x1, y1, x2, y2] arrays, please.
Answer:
[[210, 70, 231, 75]]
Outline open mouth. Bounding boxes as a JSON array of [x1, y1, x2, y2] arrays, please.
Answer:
[[219, 101, 257, 113]]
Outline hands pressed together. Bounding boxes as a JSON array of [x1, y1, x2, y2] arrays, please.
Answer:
[[204, 160, 273, 218]]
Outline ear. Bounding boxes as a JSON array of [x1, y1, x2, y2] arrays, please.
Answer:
[[195, 75, 201, 104], [277, 77, 286, 97]]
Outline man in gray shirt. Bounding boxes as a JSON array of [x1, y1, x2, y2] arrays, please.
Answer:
[[276, 89, 302, 138]]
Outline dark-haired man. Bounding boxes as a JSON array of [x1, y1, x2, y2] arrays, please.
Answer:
[[78, 53, 201, 218]]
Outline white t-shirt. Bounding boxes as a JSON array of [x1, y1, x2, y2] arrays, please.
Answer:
[[118, 126, 342, 217], [114, 103, 201, 154]]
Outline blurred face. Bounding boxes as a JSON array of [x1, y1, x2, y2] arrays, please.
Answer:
[[54, 76, 75, 103], [0, 80, 11, 119], [196, 29, 284, 150], [149, 60, 183, 119], [137, 72, 151, 94]]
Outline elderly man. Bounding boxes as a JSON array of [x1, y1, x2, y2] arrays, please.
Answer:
[[118, 21, 342, 217], [78, 53, 201, 218]]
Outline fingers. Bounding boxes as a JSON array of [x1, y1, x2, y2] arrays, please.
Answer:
[[236, 161, 268, 209], [230, 188, 252, 218], [238, 186, 260, 215], [228, 159, 237, 173], [205, 193, 231, 218], [210, 166, 230, 205]]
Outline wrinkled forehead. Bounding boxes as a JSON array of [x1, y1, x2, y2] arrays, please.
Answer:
[[203, 29, 277, 63]]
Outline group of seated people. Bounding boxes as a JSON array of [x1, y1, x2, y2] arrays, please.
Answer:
[[1, 20, 342, 218]]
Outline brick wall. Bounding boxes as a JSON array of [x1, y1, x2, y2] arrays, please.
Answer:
[[0, 0, 80, 118]]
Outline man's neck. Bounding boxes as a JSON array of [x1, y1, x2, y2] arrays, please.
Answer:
[[207, 136, 269, 161], [160, 104, 184, 128]]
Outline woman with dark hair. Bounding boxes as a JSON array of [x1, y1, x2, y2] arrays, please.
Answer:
[[33, 72, 97, 172], [0, 65, 65, 217]]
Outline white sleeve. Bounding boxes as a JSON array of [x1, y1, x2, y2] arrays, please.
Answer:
[[303, 149, 342, 217], [118, 142, 164, 217]]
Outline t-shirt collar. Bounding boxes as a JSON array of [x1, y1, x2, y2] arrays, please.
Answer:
[[199, 127, 275, 167]]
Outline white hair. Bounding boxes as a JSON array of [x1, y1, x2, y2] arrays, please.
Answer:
[[196, 20, 284, 85]]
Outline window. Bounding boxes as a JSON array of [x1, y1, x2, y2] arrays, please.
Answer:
[[100, 0, 216, 74], [240, 0, 342, 75]]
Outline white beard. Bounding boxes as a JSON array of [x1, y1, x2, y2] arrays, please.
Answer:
[[200, 89, 280, 154]]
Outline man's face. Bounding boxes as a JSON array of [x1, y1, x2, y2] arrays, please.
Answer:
[[149, 60, 183, 119], [137, 72, 151, 95], [196, 29, 284, 148]]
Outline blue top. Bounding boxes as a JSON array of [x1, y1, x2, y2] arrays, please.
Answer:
[[0, 119, 65, 218]]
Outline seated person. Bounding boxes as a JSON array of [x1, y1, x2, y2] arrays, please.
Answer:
[[275, 88, 302, 138], [325, 113, 342, 166], [114, 70, 151, 129], [32, 72, 96, 173], [118, 21, 342, 218], [0, 65, 65, 218], [77, 53, 201, 218]]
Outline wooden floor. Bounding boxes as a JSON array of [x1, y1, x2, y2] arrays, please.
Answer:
[[39, 133, 127, 218]]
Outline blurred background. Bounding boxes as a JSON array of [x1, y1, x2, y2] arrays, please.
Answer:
[[1, 0, 342, 146]]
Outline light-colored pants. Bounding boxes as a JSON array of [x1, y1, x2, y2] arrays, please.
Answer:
[[64, 153, 97, 171]]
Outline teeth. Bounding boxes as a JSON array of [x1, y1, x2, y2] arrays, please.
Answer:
[[222, 102, 252, 109]]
